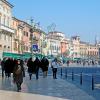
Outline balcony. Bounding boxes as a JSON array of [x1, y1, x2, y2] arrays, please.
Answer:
[[0, 24, 15, 34]]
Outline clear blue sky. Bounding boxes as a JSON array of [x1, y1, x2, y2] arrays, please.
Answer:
[[9, 0, 100, 43]]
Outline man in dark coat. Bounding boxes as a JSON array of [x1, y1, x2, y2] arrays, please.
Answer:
[[1, 58, 6, 78], [4, 58, 13, 78], [33, 57, 40, 80], [27, 58, 34, 80], [20, 59, 25, 77]]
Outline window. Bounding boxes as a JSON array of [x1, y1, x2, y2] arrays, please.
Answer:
[[55, 46, 56, 50], [59, 47, 60, 50], [23, 31, 25, 36], [3, 6, 5, 11], [26, 32, 28, 37], [52, 46, 54, 50], [8, 36, 10, 41], [14, 42, 17, 51], [7, 17, 9, 27], [0, 34, 1, 39], [0, 15, 1, 24], [4, 34, 6, 40], [7, 8, 9, 13], [3, 15, 6, 25], [26, 46, 28, 51], [50, 45, 52, 50]]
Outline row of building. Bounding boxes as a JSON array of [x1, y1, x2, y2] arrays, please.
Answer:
[[0, 0, 100, 60]]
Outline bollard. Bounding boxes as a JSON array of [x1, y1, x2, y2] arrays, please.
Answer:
[[61, 68, 62, 77], [65, 68, 67, 79], [92, 74, 94, 90], [72, 71, 74, 81], [80, 72, 82, 85]]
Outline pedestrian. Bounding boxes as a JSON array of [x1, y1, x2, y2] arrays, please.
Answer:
[[13, 59, 24, 92], [20, 59, 25, 77], [1, 58, 6, 78], [51, 58, 58, 79], [67, 60, 70, 66], [27, 57, 34, 80], [33, 57, 40, 80], [41, 57, 49, 78], [4, 58, 12, 78]]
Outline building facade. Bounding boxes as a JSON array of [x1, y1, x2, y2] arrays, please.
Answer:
[[80, 41, 89, 59], [87, 44, 98, 60], [61, 39, 69, 57], [47, 31, 65, 57], [71, 36, 80, 58], [0, 0, 14, 58]]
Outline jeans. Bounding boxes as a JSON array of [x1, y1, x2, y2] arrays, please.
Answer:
[[53, 68, 57, 79]]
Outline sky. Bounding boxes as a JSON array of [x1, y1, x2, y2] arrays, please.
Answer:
[[9, 0, 100, 43]]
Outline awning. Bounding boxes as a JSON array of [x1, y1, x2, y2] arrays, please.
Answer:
[[3, 52, 22, 59]]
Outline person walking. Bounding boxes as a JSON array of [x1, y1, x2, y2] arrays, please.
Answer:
[[1, 58, 6, 78], [13, 59, 24, 92], [51, 58, 58, 79], [20, 59, 25, 77], [67, 60, 70, 67], [41, 57, 49, 78], [27, 58, 34, 80], [4, 58, 13, 78], [33, 57, 40, 80]]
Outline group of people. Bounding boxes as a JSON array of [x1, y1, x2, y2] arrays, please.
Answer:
[[1, 58, 25, 92], [27, 57, 49, 80], [0, 57, 59, 92]]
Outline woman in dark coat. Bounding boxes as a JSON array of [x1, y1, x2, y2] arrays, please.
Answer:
[[13, 59, 24, 92], [27, 58, 34, 80], [41, 57, 49, 78]]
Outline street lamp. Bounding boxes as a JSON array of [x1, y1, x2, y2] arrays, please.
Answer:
[[29, 18, 35, 59], [30, 27, 34, 58], [40, 36, 43, 58], [47, 23, 56, 57]]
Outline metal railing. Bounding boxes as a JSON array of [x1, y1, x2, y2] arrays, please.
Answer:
[[59, 67, 100, 90]]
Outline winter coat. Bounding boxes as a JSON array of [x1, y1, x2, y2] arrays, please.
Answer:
[[27, 59, 34, 73], [33, 58, 40, 73], [41, 58, 49, 72], [4, 59, 13, 73], [13, 64, 24, 84]]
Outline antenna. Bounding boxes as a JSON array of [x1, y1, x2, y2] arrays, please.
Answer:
[[95, 35, 98, 45]]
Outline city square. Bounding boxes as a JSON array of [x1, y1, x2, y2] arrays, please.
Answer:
[[0, 0, 100, 100]]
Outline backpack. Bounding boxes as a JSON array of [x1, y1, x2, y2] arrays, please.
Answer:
[[15, 65, 22, 75]]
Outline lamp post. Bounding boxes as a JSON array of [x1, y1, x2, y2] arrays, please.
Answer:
[[47, 23, 56, 57], [40, 36, 43, 58], [29, 18, 35, 59]]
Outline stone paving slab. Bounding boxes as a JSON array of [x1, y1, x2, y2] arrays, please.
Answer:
[[0, 90, 68, 100]]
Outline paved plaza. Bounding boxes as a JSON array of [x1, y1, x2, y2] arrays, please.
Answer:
[[0, 72, 97, 100]]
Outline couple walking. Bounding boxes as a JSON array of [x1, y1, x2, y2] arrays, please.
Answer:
[[27, 57, 40, 80], [27, 57, 49, 80]]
